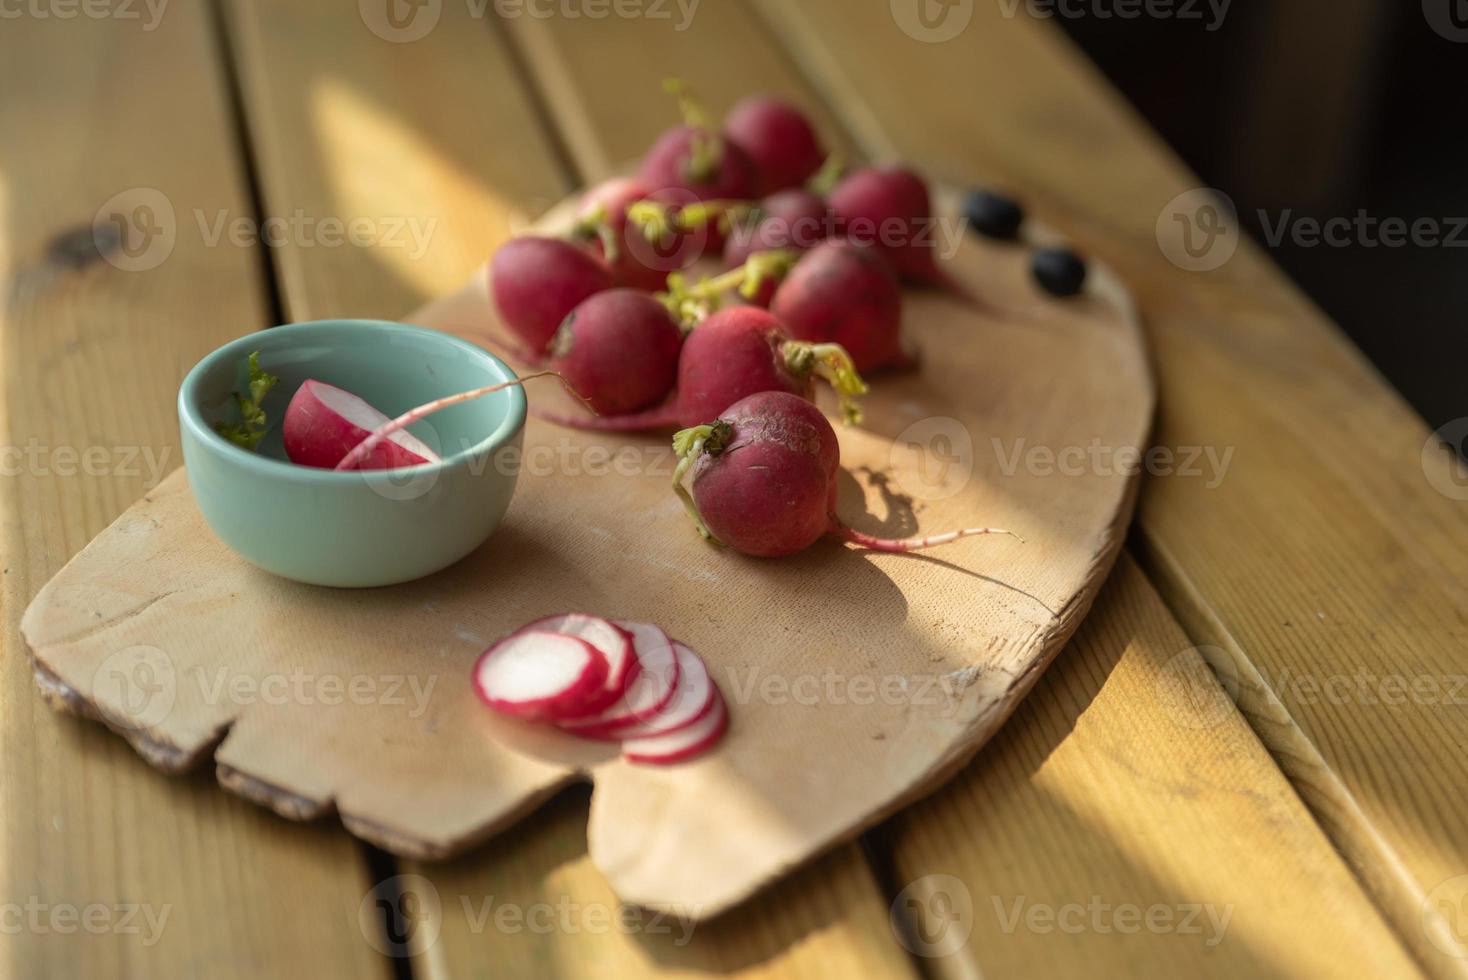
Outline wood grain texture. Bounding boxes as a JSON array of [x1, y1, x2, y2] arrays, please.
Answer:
[[417, 786, 917, 979], [209, 1, 920, 975], [874, 554, 1422, 979], [750, 0, 1468, 974], [0, 7, 389, 979], [221, 0, 571, 321]]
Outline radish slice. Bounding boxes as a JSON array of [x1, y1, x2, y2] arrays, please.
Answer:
[[521, 613, 636, 714], [283, 379, 441, 470], [598, 643, 715, 741], [473, 631, 609, 721], [623, 692, 728, 764], [557, 621, 681, 734]]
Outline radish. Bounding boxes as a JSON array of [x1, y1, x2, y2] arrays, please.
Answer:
[[638, 80, 758, 202], [827, 165, 970, 298], [770, 240, 906, 373], [571, 177, 670, 292], [535, 305, 867, 432], [722, 96, 825, 196], [557, 620, 680, 734], [672, 391, 1020, 558], [518, 613, 637, 711], [722, 188, 830, 272], [473, 630, 609, 721], [601, 641, 716, 740], [283, 379, 441, 470], [490, 237, 613, 356], [622, 691, 727, 765], [572, 180, 733, 292], [548, 289, 684, 415]]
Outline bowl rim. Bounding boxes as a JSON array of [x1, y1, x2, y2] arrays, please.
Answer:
[[177, 318, 527, 483]]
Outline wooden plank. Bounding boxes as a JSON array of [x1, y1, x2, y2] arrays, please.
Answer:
[[874, 555, 1420, 979], [0, 7, 389, 979], [221, 0, 571, 321], [752, 0, 1468, 974], [503, 1, 860, 181], [216, 1, 914, 975], [422, 786, 915, 979]]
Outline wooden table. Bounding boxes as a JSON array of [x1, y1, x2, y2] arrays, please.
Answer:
[[2, 3, 1463, 978]]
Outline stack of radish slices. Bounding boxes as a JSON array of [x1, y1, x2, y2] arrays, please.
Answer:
[[472, 614, 727, 765]]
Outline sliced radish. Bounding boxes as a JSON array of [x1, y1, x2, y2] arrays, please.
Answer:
[[622, 692, 728, 764], [472, 631, 608, 721], [557, 621, 681, 734], [582, 642, 715, 741], [283, 379, 441, 470], [521, 613, 636, 715]]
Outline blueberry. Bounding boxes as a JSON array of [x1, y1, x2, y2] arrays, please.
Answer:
[[1032, 247, 1087, 297], [963, 189, 1024, 240]]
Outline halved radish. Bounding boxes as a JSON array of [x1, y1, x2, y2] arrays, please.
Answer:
[[581, 642, 715, 741], [521, 613, 636, 715], [622, 692, 728, 764], [473, 630, 608, 721], [557, 621, 681, 734], [283, 379, 441, 470]]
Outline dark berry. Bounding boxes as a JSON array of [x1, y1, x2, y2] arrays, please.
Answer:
[[1032, 247, 1087, 297], [963, 189, 1024, 240]]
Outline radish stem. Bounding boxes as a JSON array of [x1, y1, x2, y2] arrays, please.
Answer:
[[672, 422, 731, 541], [781, 341, 869, 425]]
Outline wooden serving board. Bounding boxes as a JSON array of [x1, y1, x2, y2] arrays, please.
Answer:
[[21, 189, 1153, 916]]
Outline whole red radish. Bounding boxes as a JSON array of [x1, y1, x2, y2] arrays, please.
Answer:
[[536, 306, 866, 432], [549, 289, 684, 415], [640, 125, 758, 202], [828, 166, 948, 287], [722, 189, 830, 271], [639, 81, 759, 202], [283, 379, 441, 470], [673, 391, 1017, 558], [723, 97, 825, 195], [770, 240, 905, 373], [490, 237, 613, 356], [573, 177, 671, 292]]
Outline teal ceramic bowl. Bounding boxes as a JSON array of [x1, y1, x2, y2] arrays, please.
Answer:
[[178, 319, 526, 588]]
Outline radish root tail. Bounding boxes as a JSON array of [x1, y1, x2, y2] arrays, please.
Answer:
[[832, 522, 1023, 553], [335, 370, 565, 471]]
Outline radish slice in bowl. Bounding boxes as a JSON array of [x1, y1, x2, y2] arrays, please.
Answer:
[[473, 630, 609, 721], [283, 379, 441, 470], [521, 613, 636, 713], [558, 621, 681, 734], [622, 692, 728, 764]]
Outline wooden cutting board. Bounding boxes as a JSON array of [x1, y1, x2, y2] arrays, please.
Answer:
[[21, 188, 1153, 917]]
